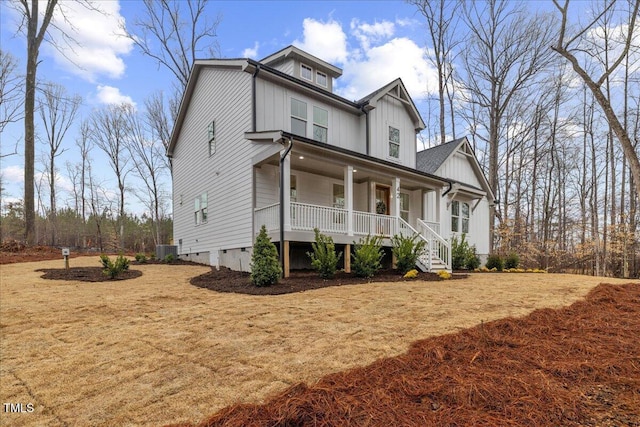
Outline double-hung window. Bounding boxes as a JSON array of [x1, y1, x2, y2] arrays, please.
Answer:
[[195, 193, 208, 225], [451, 200, 469, 233], [316, 71, 327, 87], [388, 126, 400, 158], [207, 121, 215, 156], [291, 98, 307, 137], [300, 63, 312, 81], [313, 106, 328, 143], [333, 184, 345, 224]]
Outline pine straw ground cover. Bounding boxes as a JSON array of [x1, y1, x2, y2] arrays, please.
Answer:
[[174, 282, 640, 427], [0, 257, 637, 426]]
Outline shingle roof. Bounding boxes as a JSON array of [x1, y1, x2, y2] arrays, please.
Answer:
[[416, 137, 466, 174]]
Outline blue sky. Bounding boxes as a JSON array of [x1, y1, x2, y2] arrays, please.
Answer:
[[0, 0, 562, 215]]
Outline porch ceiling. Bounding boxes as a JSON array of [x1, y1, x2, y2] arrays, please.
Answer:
[[255, 145, 446, 191]]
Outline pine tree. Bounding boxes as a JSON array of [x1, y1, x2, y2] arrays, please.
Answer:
[[250, 225, 281, 286]]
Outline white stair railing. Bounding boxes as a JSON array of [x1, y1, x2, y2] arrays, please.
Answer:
[[417, 218, 451, 271], [397, 217, 432, 271]]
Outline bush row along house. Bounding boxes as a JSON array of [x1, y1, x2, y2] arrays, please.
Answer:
[[168, 45, 495, 276]]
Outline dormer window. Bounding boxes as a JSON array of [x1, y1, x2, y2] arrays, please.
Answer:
[[300, 63, 313, 81], [316, 71, 327, 88]]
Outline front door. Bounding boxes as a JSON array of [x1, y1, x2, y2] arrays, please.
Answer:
[[375, 185, 390, 215]]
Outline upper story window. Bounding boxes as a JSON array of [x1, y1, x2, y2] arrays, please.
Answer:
[[316, 71, 328, 88], [207, 121, 215, 156], [451, 200, 470, 234], [291, 98, 307, 137], [300, 63, 313, 81], [388, 126, 400, 158], [313, 106, 328, 143]]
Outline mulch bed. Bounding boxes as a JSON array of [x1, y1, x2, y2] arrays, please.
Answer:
[[190, 268, 466, 295], [169, 282, 640, 427], [37, 267, 143, 282]]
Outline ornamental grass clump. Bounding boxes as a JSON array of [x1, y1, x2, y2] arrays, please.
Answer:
[[100, 254, 130, 279], [307, 228, 342, 279], [251, 225, 281, 287], [352, 235, 384, 278], [391, 234, 426, 275]]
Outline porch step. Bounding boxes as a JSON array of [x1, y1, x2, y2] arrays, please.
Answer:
[[416, 255, 449, 273]]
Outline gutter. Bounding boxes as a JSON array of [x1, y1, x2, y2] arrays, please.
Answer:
[[279, 136, 293, 276]]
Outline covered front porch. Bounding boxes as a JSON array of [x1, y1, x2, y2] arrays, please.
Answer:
[[248, 132, 451, 277]]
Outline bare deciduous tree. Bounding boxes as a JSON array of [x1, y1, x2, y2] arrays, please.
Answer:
[[552, 0, 640, 199], [38, 82, 81, 245], [0, 50, 22, 138], [89, 103, 133, 250]]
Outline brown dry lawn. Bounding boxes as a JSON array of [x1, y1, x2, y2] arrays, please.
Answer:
[[0, 257, 636, 426]]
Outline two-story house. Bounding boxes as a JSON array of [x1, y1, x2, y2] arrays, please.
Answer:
[[168, 46, 492, 275]]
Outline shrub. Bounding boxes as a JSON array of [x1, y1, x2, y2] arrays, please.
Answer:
[[485, 254, 504, 271], [403, 269, 418, 279], [437, 270, 452, 280], [135, 253, 147, 263], [250, 225, 281, 287], [391, 234, 426, 275], [100, 254, 130, 279], [505, 252, 520, 269], [307, 228, 342, 279], [451, 234, 481, 270], [352, 235, 384, 278], [163, 253, 175, 263]]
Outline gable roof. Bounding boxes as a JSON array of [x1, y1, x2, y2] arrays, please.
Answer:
[[359, 79, 425, 131], [417, 136, 495, 201], [416, 137, 467, 174]]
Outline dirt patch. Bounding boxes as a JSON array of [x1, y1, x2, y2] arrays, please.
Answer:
[[172, 283, 640, 427], [191, 267, 464, 295], [36, 267, 143, 282], [1, 257, 637, 427]]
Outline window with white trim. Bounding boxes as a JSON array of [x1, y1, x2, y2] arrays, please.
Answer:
[[451, 200, 469, 233], [316, 70, 327, 87], [399, 192, 409, 222], [388, 126, 400, 158], [333, 184, 344, 209], [195, 193, 208, 225], [207, 121, 215, 156], [290, 175, 297, 202], [313, 106, 328, 143], [300, 63, 312, 81], [291, 98, 307, 137]]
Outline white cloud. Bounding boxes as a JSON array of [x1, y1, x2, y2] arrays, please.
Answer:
[[44, 1, 133, 82], [1, 165, 24, 184], [339, 37, 438, 101], [95, 85, 135, 106], [350, 19, 395, 50], [242, 42, 260, 58], [293, 18, 348, 64]]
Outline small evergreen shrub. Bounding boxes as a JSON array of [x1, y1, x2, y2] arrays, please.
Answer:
[[391, 234, 426, 274], [307, 228, 342, 279], [485, 254, 504, 271], [451, 234, 481, 270], [163, 253, 175, 263], [100, 254, 130, 279], [352, 235, 384, 278], [251, 225, 281, 287], [505, 252, 520, 269], [135, 253, 147, 263]]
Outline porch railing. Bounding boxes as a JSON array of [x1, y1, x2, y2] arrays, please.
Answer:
[[291, 202, 347, 234], [353, 211, 395, 237], [254, 203, 279, 232]]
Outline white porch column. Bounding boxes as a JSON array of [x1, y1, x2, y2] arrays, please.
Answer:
[[392, 177, 400, 217], [434, 187, 442, 225], [282, 150, 291, 231], [344, 165, 354, 236]]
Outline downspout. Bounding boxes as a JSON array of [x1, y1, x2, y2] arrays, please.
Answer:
[[252, 64, 261, 132], [442, 181, 453, 197], [361, 105, 370, 155], [279, 136, 293, 275]]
